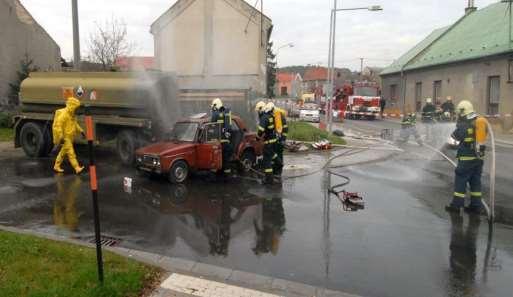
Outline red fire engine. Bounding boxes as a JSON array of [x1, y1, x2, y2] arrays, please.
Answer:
[[334, 82, 381, 120]]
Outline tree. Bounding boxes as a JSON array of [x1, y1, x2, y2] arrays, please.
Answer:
[[266, 42, 277, 98], [7, 54, 39, 107], [87, 17, 133, 71]]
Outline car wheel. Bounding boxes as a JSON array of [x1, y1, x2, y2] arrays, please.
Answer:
[[20, 122, 47, 157], [168, 160, 189, 184], [239, 149, 256, 174], [117, 130, 137, 165]]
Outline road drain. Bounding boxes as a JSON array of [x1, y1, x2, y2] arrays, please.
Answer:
[[86, 235, 121, 247]]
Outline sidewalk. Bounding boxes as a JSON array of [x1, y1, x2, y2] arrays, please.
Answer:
[[0, 225, 360, 297]]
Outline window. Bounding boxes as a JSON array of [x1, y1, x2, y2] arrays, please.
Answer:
[[390, 84, 397, 101], [488, 76, 500, 115], [415, 82, 422, 112], [202, 123, 221, 143], [168, 122, 199, 142], [433, 81, 442, 104]]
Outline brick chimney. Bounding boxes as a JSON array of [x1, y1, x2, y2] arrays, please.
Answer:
[[465, 0, 477, 14]]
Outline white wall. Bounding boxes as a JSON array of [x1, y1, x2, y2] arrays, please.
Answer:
[[0, 0, 61, 104]]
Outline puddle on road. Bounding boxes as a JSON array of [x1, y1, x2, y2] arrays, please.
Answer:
[[1, 152, 513, 297]]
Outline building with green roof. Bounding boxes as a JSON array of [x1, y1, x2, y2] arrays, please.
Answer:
[[380, 1, 513, 122]]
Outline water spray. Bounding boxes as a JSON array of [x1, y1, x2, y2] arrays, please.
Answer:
[[422, 119, 497, 224]]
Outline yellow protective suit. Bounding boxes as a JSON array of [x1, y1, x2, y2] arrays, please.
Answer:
[[53, 97, 85, 174]]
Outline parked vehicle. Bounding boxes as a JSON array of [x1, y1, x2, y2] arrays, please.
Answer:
[[342, 82, 381, 120], [13, 72, 253, 165], [135, 113, 263, 183], [299, 109, 320, 123]]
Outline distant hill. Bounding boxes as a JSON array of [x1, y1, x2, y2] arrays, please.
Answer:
[[279, 65, 360, 81]]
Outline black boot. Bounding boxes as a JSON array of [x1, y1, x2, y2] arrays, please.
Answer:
[[263, 174, 274, 185]]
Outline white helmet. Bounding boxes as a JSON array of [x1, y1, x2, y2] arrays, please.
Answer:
[[425, 98, 433, 104], [211, 98, 223, 110], [456, 100, 475, 116], [255, 101, 266, 113], [264, 102, 275, 113]]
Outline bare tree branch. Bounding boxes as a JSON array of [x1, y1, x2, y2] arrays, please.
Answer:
[[87, 17, 134, 70]]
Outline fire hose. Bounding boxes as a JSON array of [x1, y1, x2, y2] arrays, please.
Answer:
[[421, 118, 497, 224]]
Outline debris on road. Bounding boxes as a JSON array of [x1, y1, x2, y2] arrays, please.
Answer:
[[285, 140, 309, 152], [312, 139, 332, 150]]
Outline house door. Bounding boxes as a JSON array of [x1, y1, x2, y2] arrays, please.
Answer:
[[197, 123, 222, 170], [281, 86, 288, 96]]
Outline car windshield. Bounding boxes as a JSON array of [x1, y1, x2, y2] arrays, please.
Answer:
[[354, 87, 378, 97], [168, 122, 198, 142]]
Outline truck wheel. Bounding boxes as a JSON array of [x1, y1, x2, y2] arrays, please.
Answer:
[[20, 122, 47, 157], [239, 150, 256, 174], [168, 160, 189, 184], [43, 126, 54, 156], [117, 130, 137, 165]]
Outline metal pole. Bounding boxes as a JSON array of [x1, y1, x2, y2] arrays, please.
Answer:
[[85, 107, 104, 283], [360, 58, 364, 79], [72, 0, 81, 70], [326, 9, 334, 128], [328, 0, 338, 133]]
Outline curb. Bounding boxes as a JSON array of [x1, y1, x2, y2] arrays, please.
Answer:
[[0, 225, 361, 297]]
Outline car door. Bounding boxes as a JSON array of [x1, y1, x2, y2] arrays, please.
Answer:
[[196, 123, 222, 170]]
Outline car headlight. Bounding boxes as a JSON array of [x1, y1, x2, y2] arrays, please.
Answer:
[[152, 157, 161, 167], [136, 156, 142, 163]]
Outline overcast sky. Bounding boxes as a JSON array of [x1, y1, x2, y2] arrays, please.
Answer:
[[21, 0, 499, 71]]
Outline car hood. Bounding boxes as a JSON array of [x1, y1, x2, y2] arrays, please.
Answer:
[[136, 142, 196, 157]]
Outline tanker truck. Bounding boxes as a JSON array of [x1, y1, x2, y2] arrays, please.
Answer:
[[13, 71, 181, 165]]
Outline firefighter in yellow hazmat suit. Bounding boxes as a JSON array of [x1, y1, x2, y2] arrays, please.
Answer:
[[53, 97, 85, 174]]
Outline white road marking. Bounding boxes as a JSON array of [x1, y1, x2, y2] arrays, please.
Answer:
[[161, 273, 283, 297]]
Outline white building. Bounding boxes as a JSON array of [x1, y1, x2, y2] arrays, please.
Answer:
[[0, 0, 61, 105], [151, 0, 273, 94]]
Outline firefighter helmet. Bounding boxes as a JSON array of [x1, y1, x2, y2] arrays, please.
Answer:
[[211, 98, 223, 110], [264, 102, 275, 113], [456, 100, 475, 117], [255, 101, 266, 112]]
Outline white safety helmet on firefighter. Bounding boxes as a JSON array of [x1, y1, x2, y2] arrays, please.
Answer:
[[255, 101, 266, 113], [456, 100, 475, 117], [425, 98, 433, 104], [264, 102, 275, 113], [211, 98, 223, 110]]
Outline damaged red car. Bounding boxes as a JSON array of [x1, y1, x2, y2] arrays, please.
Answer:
[[135, 113, 263, 183]]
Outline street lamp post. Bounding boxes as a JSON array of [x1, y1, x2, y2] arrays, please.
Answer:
[[326, 3, 383, 133], [275, 43, 294, 69]]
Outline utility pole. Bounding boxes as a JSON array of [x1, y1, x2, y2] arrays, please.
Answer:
[[72, 0, 81, 70], [360, 58, 364, 80]]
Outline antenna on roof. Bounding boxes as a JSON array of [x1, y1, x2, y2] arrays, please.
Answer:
[[465, 0, 477, 14]]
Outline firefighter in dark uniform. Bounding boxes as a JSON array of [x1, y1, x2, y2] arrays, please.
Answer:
[[422, 97, 437, 142], [265, 102, 287, 178], [257, 103, 278, 184], [211, 98, 233, 175], [398, 105, 423, 145], [446, 100, 488, 214]]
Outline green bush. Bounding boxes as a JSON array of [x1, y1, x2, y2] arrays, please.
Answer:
[[0, 111, 12, 128], [288, 121, 346, 145]]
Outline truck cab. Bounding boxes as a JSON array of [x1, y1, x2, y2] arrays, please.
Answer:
[[135, 113, 262, 183]]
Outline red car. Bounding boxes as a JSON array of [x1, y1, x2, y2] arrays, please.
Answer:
[[135, 113, 263, 183]]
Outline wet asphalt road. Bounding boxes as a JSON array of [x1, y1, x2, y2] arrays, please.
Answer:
[[1, 125, 513, 297]]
